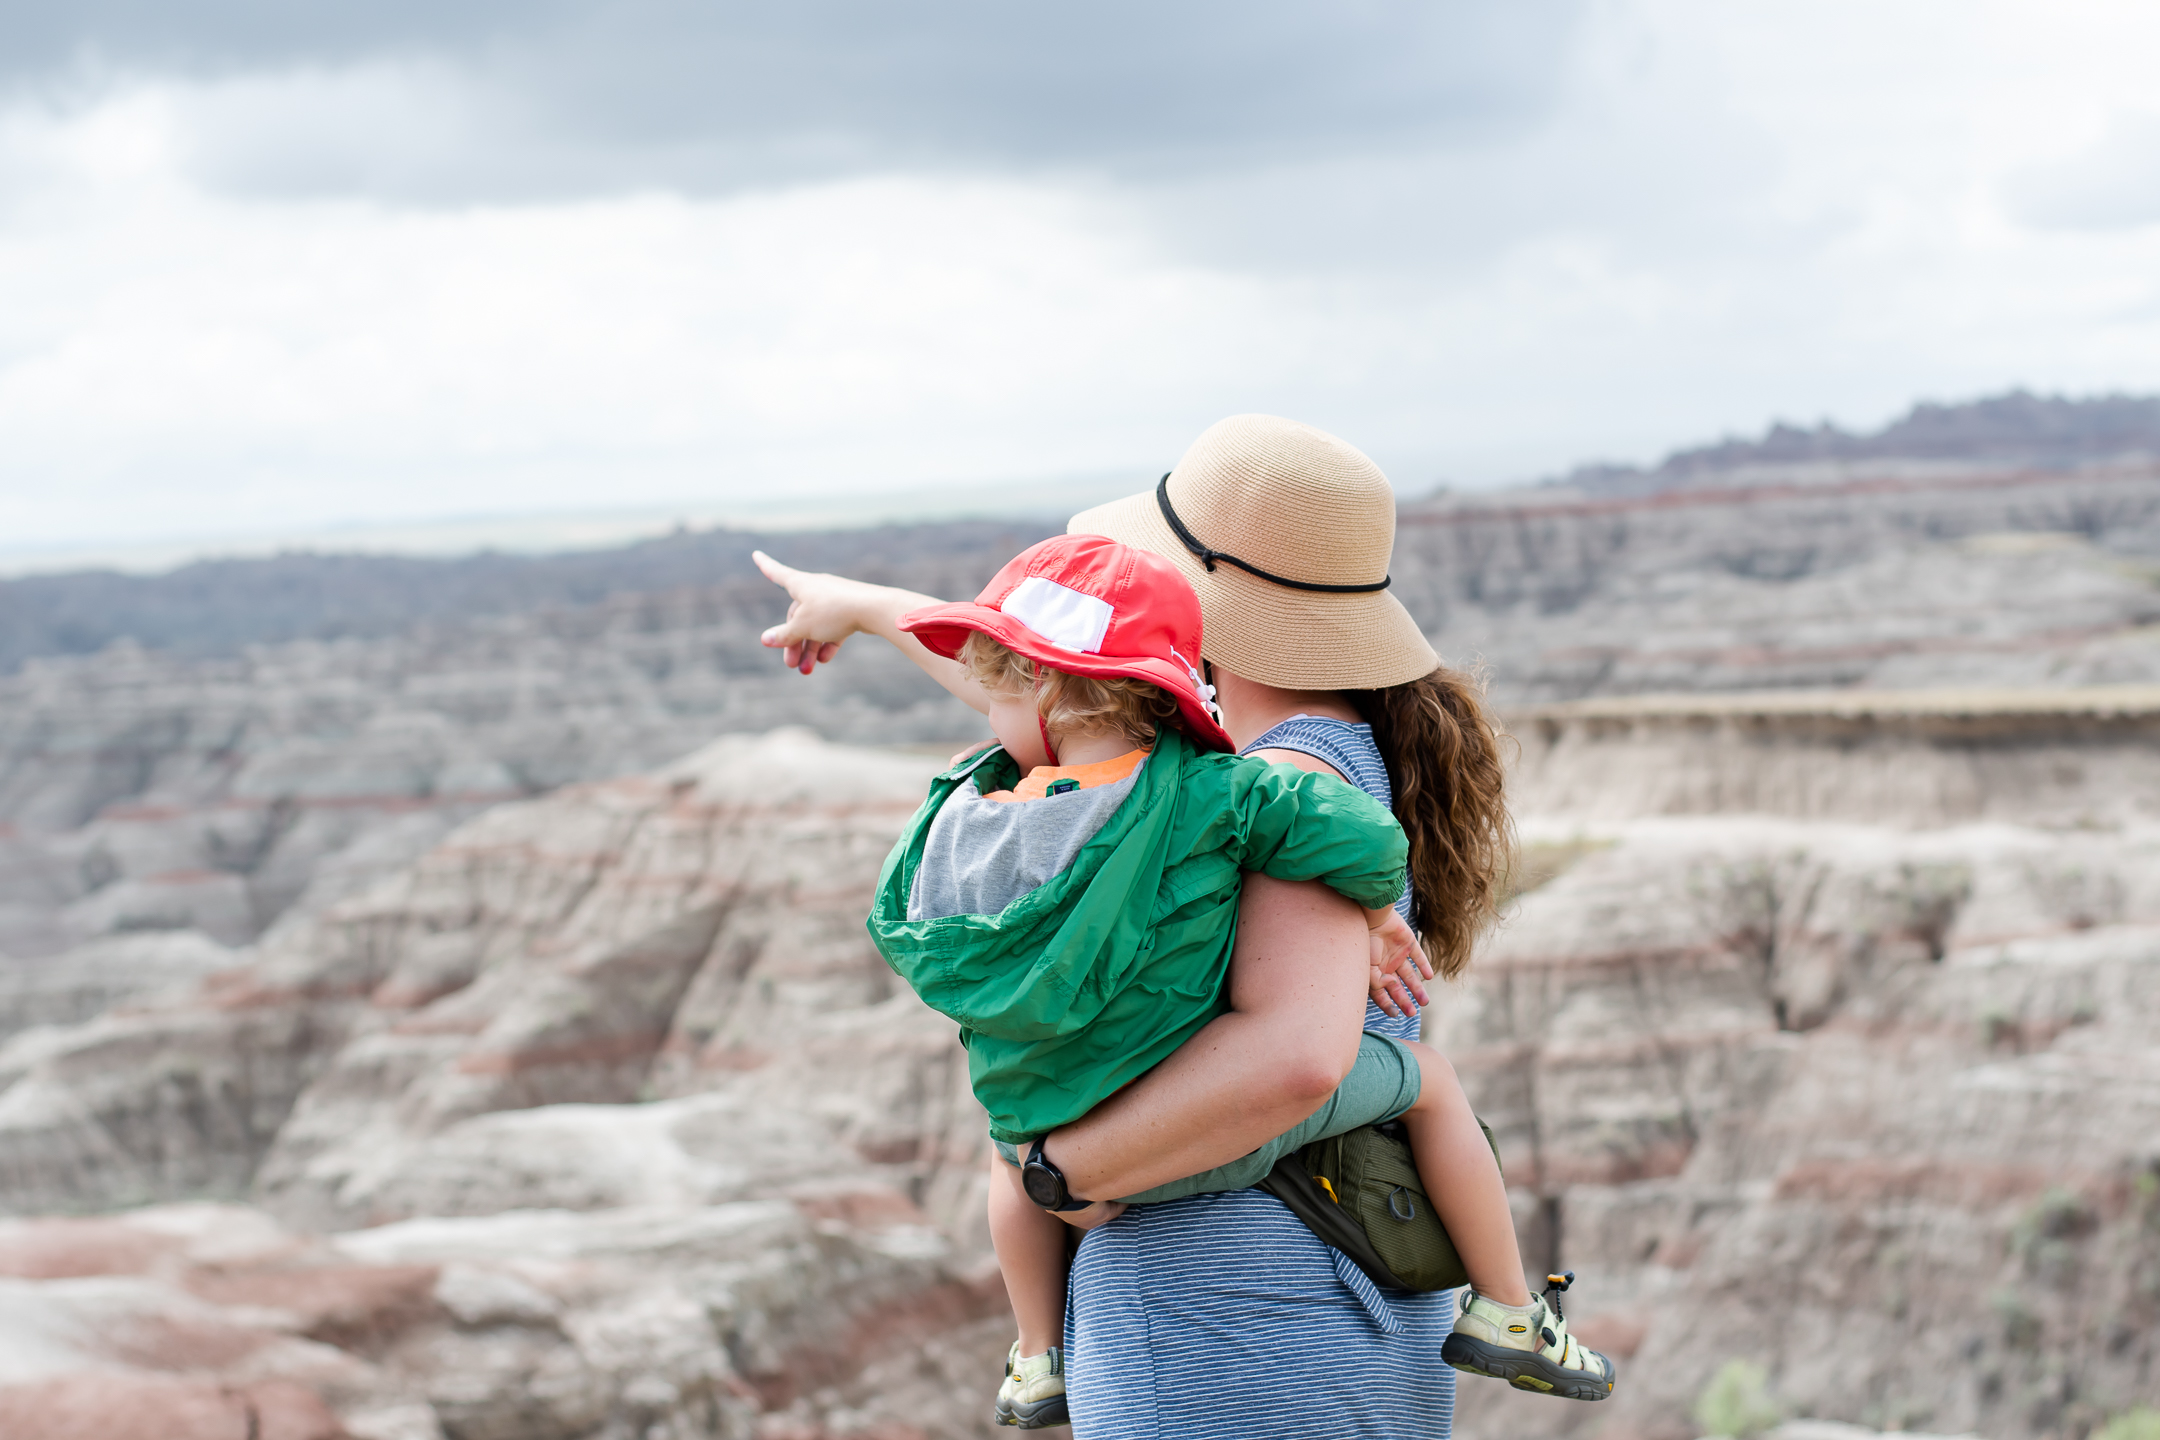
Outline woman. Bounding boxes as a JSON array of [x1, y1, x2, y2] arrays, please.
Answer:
[[758, 414, 1515, 1438]]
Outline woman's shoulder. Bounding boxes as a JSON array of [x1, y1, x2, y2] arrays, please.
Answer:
[[1244, 746, 1346, 781], [1241, 716, 1390, 805], [1185, 749, 1397, 840], [1183, 744, 1338, 783], [1245, 713, 1375, 756]]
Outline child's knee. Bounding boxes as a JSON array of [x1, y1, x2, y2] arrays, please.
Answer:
[[988, 1150, 1032, 1208], [988, 1156, 1041, 1227], [1400, 1039, 1467, 1111]]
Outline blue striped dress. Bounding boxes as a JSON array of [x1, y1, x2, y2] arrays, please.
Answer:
[[1062, 716, 1457, 1439]]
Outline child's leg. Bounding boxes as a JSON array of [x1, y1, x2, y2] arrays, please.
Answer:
[[988, 1151, 1069, 1355], [1398, 1040, 1615, 1400], [1397, 1040, 1531, 1308]]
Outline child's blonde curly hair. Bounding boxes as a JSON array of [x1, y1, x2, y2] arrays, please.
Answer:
[[959, 632, 1182, 752]]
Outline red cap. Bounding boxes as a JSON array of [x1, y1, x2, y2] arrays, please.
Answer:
[[899, 534, 1234, 753]]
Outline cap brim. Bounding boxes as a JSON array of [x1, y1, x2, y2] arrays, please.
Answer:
[[1067, 491, 1440, 692], [900, 601, 1235, 752]]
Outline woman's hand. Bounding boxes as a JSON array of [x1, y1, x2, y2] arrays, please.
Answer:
[[1366, 908, 1432, 1019], [753, 550, 875, 675]]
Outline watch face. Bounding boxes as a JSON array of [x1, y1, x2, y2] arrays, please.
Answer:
[[1021, 1161, 1065, 1209]]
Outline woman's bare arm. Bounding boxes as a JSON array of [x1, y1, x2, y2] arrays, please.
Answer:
[[752, 550, 992, 713], [1038, 873, 1373, 1201]]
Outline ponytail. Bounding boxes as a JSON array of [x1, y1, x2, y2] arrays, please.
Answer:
[[1348, 666, 1516, 981]]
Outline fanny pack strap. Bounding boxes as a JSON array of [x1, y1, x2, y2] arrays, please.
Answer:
[[1255, 1156, 1410, 1291]]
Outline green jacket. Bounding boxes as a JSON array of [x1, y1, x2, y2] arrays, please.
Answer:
[[866, 727, 1408, 1144]]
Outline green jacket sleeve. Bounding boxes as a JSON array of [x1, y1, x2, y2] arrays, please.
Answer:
[[1211, 755, 1409, 911]]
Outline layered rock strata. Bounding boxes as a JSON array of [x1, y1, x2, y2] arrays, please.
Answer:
[[1, 696, 2157, 1439], [1443, 694, 2160, 1440], [0, 1199, 1006, 1440], [4, 463, 2156, 964], [1509, 686, 2160, 827], [0, 590, 987, 959], [0, 730, 1014, 1438], [1397, 468, 2160, 701]]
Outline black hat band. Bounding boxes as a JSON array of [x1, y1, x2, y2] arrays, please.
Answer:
[[1154, 474, 1391, 595]]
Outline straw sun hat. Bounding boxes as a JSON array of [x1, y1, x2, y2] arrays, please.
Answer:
[[1068, 414, 1440, 692]]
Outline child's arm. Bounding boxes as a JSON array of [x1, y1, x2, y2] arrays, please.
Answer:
[[1367, 905, 1432, 1018], [753, 551, 996, 714], [1226, 759, 1411, 920]]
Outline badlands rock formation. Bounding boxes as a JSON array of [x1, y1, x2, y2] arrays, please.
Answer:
[[2, 459, 2154, 969], [1397, 468, 2160, 701], [0, 518, 1045, 964], [1443, 690, 2160, 1440], [1, 694, 2154, 1438], [0, 729, 1014, 1439], [0, 427, 2156, 1436], [1508, 686, 2160, 829], [0, 577, 991, 962]]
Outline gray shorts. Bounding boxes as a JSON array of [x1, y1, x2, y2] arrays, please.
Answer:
[[992, 1030, 1421, 1205]]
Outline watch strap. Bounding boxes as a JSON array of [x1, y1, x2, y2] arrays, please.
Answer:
[[1023, 1138, 1096, 1212]]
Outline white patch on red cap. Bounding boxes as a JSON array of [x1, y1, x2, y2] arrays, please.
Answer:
[[1003, 576, 1115, 654]]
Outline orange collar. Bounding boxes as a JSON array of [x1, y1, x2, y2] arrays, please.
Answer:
[[983, 748, 1150, 803]]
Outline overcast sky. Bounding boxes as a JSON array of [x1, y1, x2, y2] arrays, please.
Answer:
[[4, 0, 2160, 558]]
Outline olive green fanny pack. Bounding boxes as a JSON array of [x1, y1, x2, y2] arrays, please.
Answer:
[[1255, 1117, 1499, 1293]]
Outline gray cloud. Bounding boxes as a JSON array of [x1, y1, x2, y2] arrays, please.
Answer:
[[10, 2, 1586, 201], [0, 0, 552, 76], [2006, 113, 2160, 231]]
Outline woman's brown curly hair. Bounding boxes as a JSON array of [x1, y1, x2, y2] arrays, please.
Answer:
[[1348, 665, 1517, 982]]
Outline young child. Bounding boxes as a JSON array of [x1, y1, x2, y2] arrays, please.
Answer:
[[863, 534, 1616, 1428]]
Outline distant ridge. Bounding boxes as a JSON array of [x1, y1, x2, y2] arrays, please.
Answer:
[[1557, 389, 2160, 497], [0, 519, 1056, 675], [6, 388, 2158, 676]]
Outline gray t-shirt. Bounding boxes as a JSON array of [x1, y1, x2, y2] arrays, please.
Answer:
[[906, 756, 1148, 920]]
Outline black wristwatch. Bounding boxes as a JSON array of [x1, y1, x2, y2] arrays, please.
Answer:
[[1022, 1138, 1095, 1212]]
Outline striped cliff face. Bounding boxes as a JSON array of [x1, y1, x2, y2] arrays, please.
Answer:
[[0, 698, 2152, 1439], [1506, 686, 2160, 829], [1390, 465, 2160, 705], [1441, 691, 2160, 1440], [1, 463, 2153, 971], [0, 729, 1020, 1439]]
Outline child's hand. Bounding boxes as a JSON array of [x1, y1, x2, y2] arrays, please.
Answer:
[[1366, 908, 1431, 1019], [754, 551, 873, 674]]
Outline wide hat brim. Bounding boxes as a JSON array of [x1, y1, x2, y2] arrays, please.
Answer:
[[1068, 488, 1440, 692], [902, 602, 1236, 753]]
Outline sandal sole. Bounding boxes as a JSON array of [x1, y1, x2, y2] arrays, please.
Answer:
[[1441, 1333, 1615, 1402], [993, 1394, 1071, 1429]]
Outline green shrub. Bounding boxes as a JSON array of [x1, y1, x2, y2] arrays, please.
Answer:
[[1990, 1286, 2042, 1349], [2096, 1408, 2160, 1440], [1694, 1359, 1783, 1439]]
